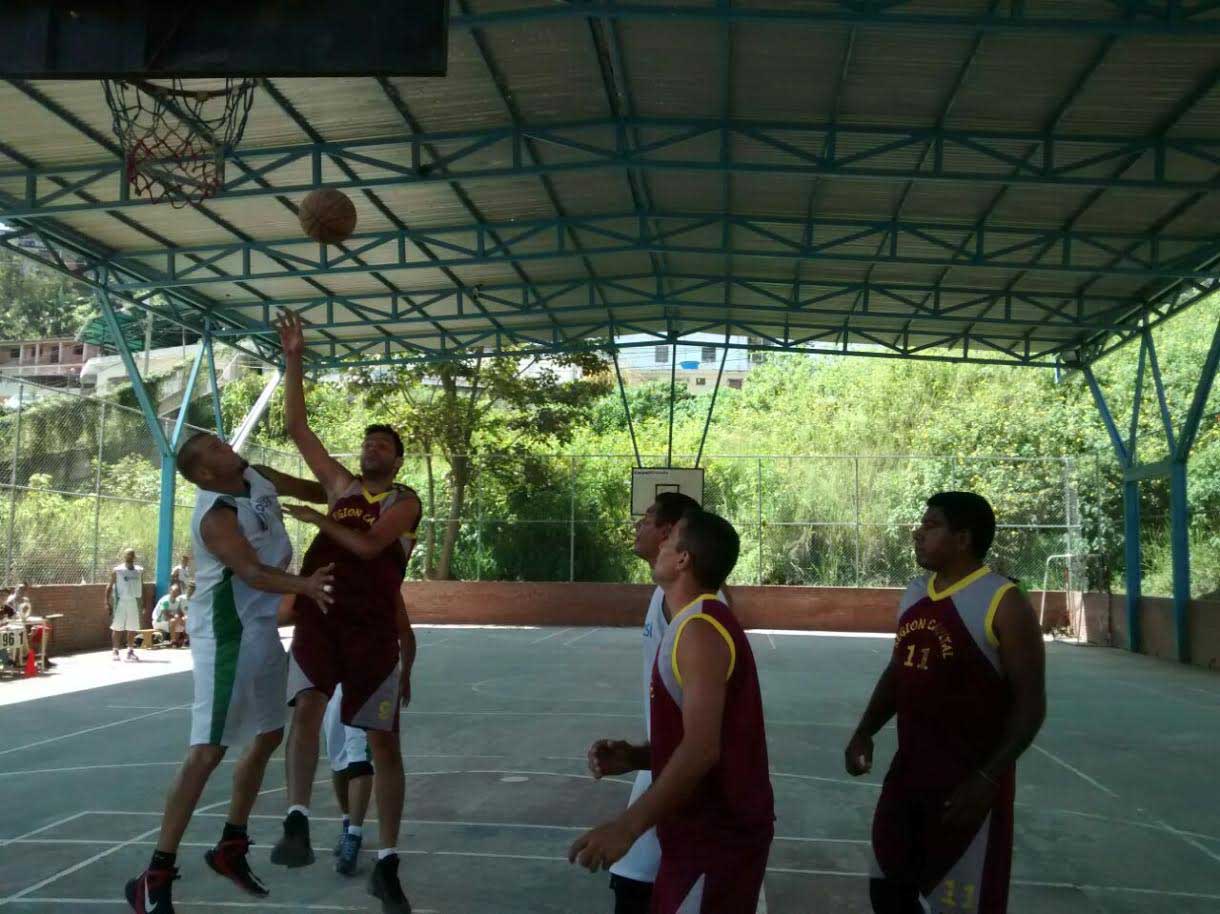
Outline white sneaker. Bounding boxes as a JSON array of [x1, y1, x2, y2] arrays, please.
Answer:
[[112, 650, 121, 661], [126, 650, 139, 662]]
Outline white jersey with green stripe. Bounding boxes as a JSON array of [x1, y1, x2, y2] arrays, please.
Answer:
[[187, 467, 292, 640]]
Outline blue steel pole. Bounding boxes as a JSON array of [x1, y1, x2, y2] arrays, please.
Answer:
[[1083, 364, 1141, 652], [205, 327, 225, 439], [1122, 480, 1143, 653], [97, 282, 177, 598], [156, 453, 176, 599], [1169, 460, 1190, 663]]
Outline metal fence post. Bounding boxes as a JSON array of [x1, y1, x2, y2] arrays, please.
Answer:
[[756, 457, 763, 585], [854, 457, 862, 586], [5, 383, 23, 584], [569, 455, 577, 582], [92, 400, 105, 582]]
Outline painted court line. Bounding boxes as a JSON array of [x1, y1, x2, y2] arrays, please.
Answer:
[[0, 704, 190, 758], [527, 628, 571, 645], [1151, 815, 1220, 867], [0, 824, 161, 904], [12, 900, 438, 912], [0, 811, 92, 849], [563, 627, 600, 646], [1030, 744, 1119, 798]]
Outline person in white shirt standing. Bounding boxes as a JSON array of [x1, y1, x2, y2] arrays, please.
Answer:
[[107, 548, 145, 661], [585, 491, 727, 914]]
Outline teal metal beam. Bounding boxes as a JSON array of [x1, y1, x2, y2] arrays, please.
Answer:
[[611, 346, 642, 468], [695, 340, 730, 467], [1170, 460, 1192, 662], [104, 212, 1219, 293], [1083, 363, 1143, 652], [203, 274, 1146, 337], [170, 342, 208, 450], [1176, 314, 1220, 461], [98, 283, 179, 597], [1123, 459, 1174, 482], [204, 328, 225, 440], [5, 120, 1220, 221], [450, 1, 1220, 35]]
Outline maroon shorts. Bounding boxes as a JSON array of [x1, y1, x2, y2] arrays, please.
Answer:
[[286, 598, 401, 732], [872, 775, 1015, 914], [651, 835, 771, 914]]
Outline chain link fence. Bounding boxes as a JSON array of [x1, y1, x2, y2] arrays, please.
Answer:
[[0, 377, 1094, 589]]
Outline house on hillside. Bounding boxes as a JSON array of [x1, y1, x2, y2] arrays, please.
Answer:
[[616, 333, 765, 392], [0, 338, 100, 387]]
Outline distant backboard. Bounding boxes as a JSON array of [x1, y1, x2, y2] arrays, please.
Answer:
[[0, 1, 448, 78], [631, 467, 706, 517]]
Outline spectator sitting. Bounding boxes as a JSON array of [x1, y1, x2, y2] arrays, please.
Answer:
[[151, 584, 187, 646], [3, 582, 55, 669], [170, 607, 188, 648]]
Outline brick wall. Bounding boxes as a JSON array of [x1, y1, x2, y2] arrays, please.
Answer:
[[400, 581, 1071, 632], [22, 580, 1072, 656], [23, 583, 154, 655], [1088, 592, 1220, 670]]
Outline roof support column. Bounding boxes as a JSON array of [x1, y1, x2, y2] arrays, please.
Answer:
[[97, 278, 178, 599], [1082, 362, 1142, 654], [611, 342, 642, 469]]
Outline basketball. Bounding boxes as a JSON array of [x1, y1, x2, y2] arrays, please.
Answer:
[[298, 188, 357, 244]]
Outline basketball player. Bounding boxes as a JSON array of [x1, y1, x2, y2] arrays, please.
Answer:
[[124, 433, 336, 914], [845, 491, 1046, 914], [326, 683, 376, 876], [585, 491, 730, 914], [106, 548, 144, 661], [570, 509, 775, 914], [270, 309, 420, 914]]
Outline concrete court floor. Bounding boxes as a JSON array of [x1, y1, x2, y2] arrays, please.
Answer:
[[0, 626, 1218, 913]]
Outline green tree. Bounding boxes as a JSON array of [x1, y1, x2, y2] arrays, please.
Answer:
[[353, 351, 611, 579], [0, 248, 95, 340]]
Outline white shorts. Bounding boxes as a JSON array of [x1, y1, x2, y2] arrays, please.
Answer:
[[324, 685, 371, 774], [190, 624, 287, 747], [609, 767, 662, 883], [111, 599, 142, 632]]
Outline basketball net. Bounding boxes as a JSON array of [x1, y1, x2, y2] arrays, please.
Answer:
[[102, 78, 256, 208]]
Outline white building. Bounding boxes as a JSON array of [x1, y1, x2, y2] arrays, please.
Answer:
[[616, 333, 764, 392]]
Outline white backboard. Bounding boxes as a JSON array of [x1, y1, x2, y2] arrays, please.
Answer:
[[630, 467, 706, 516]]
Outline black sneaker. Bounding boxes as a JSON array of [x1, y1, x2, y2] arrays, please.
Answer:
[[368, 853, 412, 913], [125, 866, 178, 914], [205, 836, 270, 896], [270, 810, 315, 867]]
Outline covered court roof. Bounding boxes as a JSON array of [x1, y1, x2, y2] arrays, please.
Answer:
[[1, 1, 1218, 371]]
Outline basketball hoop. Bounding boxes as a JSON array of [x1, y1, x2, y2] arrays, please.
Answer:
[[102, 78, 256, 207]]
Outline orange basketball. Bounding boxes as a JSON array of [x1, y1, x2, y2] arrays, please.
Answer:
[[298, 188, 357, 244]]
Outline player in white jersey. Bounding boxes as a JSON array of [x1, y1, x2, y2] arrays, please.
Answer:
[[325, 684, 375, 876], [585, 491, 726, 914], [124, 433, 337, 914], [106, 548, 144, 661]]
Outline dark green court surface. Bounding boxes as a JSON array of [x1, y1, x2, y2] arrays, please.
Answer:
[[1, 629, 1218, 913]]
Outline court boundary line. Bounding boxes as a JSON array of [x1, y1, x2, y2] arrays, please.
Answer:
[[0, 704, 191, 758]]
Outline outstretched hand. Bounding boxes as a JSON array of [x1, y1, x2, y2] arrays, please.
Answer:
[[283, 503, 326, 526], [274, 309, 306, 359]]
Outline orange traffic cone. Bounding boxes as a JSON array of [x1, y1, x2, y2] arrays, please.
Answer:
[[24, 648, 38, 677]]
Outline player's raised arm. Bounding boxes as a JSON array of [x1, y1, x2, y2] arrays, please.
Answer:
[[252, 464, 328, 505], [200, 504, 335, 606], [285, 491, 422, 561], [274, 309, 352, 496]]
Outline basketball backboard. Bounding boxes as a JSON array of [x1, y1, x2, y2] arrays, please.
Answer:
[[0, 1, 447, 78], [630, 467, 706, 517]]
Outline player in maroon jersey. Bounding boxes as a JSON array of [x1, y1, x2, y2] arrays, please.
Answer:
[[570, 509, 775, 914], [269, 310, 420, 914], [845, 491, 1046, 914]]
